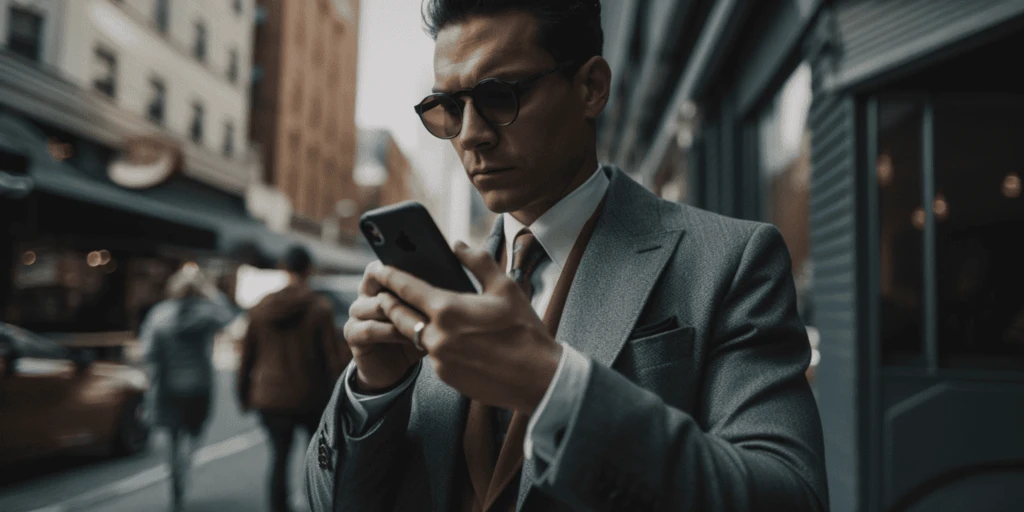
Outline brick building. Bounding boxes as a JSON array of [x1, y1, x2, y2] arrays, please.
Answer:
[[249, 0, 359, 240]]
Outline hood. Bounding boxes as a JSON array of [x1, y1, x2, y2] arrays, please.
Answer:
[[255, 285, 319, 329]]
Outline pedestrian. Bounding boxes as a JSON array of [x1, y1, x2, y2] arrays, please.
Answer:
[[237, 245, 349, 512], [140, 264, 236, 512], [305, 1, 828, 511]]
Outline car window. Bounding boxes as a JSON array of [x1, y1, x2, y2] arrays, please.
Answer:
[[0, 325, 69, 360]]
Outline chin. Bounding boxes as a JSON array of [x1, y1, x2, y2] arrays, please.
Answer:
[[477, 188, 530, 215]]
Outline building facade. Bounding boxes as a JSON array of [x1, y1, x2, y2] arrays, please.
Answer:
[[601, 1, 1024, 511], [0, 0, 369, 348], [249, 0, 360, 240]]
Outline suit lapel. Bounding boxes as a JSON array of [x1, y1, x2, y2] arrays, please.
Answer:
[[557, 168, 684, 368], [415, 217, 504, 512], [517, 168, 685, 509]]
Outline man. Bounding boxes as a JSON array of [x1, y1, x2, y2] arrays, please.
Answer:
[[239, 246, 349, 512], [306, 1, 828, 511]]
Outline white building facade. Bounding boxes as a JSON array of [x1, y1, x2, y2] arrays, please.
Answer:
[[0, 0, 256, 192]]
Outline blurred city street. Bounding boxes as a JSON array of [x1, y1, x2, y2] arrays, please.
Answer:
[[0, 341, 315, 512], [2, 0, 1024, 511]]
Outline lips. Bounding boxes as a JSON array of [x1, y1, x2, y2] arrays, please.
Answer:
[[470, 167, 514, 177]]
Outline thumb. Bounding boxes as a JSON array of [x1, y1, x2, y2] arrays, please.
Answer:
[[453, 240, 504, 292]]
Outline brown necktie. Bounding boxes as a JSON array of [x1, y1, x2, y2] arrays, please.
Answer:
[[463, 229, 548, 511]]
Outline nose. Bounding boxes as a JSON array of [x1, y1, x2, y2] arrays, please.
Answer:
[[456, 99, 498, 151]]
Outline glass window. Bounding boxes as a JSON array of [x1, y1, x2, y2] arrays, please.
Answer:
[[877, 99, 926, 366], [148, 77, 166, 124], [154, 0, 170, 33], [223, 121, 235, 157], [933, 98, 1024, 370], [92, 46, 118, 98], [6, 6, 44, 62], [194, 21, 207, 62], [228, 48, 239, 83], [758, 63, 813, 325], [190, 102, 204, 144]]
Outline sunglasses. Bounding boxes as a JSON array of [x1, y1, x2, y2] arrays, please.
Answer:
[[413, 62, 576, 140]]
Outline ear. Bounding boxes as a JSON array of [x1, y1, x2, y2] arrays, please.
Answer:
[[575, 56, 612, 120]]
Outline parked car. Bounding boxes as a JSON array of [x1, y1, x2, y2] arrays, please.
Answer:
[[0, 322, 150, 466]]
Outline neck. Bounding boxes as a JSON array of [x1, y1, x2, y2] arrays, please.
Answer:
[[288, 274, 308, 287], [510, 152, 599, 225]]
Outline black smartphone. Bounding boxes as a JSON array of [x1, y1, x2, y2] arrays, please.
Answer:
[[359, 201, 478, 294]]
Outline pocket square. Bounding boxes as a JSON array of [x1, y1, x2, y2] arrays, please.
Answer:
[[629, 316, 679, 340]]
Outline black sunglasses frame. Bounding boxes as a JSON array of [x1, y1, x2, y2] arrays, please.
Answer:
[[413, 61, 577, 140]]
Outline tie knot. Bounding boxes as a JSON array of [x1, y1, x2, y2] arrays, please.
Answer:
[[509, 229, 547, 293]]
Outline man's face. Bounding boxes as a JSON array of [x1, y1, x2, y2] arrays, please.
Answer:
[[433, 11, 591, 215]]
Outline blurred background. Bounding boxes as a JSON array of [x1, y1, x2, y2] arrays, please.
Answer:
[[1, 1, 1022, 511]]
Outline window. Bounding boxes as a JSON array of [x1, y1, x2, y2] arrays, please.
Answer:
[[190, 102, 204, 144], [147, 77, 166, 124], [228, 48, 239, 83], [877, 96, 1024, 370], [933, 98, 1024, 369], [155, 0, 170, 33], [758, 63, 813, 325], [877, 99, 927, 365], [7, 6, 44, 62], [92, 46, 118, 98], [223, 121, 235, 157], [193, 21, 207, 62]]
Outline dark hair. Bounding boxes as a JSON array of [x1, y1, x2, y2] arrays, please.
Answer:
[[281, 245, 313, 275], [422, 0, 603, 75]]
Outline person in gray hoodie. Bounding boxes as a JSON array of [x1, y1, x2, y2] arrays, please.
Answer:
[[140, 264, 236, 512]]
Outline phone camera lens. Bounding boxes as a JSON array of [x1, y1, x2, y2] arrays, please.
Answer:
[[363, 222, 385, 246]]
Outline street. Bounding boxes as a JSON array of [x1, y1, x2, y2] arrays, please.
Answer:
[[0, 347, 315, 512]]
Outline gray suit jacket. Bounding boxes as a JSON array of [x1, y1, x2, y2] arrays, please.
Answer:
[[306, 166, 828, 511]]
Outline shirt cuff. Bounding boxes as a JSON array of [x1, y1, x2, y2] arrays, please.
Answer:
[[342, 360, 421, 435], [524, 343, 592, 466]]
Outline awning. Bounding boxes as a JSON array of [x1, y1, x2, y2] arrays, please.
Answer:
[[0, 113, 372, 273]]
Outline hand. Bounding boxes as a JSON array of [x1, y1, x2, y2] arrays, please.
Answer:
[[343, 261, 427, 393], [370, 242, 562, 414]]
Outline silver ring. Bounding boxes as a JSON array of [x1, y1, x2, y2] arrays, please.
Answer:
[[412, 321, 427, 350]]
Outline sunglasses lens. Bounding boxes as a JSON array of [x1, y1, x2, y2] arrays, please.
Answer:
[[417, 95, 462, 138], [474, 80, 518, 126]]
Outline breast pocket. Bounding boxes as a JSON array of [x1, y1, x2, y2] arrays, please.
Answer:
[[617, 326, 695, 411]]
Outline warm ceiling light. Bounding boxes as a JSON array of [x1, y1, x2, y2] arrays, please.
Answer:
[[87, 251, 103, 267], [912, 207, 926, 230], [47, 139, 74, 161], [1003, 172, 1021, 199], [99, 250, 112, 265], [22, 251, 37, 266], [877, 154, 894, 186], [933, 193, 949, 221]]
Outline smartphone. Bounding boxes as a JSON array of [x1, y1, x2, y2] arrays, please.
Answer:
[[359, 201, 479, 294]]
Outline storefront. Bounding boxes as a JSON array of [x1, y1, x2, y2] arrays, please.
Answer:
[[639, 1, 1024, 510], [1, 111, 367, 352]]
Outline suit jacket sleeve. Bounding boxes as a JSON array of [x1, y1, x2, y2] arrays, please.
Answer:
[[533, 224, 829, 511]]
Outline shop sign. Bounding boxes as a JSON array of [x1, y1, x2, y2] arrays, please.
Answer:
[[107, 136, 182, 189]]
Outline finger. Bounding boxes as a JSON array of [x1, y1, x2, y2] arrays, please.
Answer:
[[348, 295, 388, 321], [369, 264, 456, 318], [359, 261, 385, 296], [343, 319, 413, 348], [453, 241, 505, 292], [377, 292, 432, 351]]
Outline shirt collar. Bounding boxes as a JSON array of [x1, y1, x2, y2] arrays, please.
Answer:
[[502, 165, 609, 270]]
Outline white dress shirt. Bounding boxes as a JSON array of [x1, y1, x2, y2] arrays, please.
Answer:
[[342, 166, 608, 479]]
